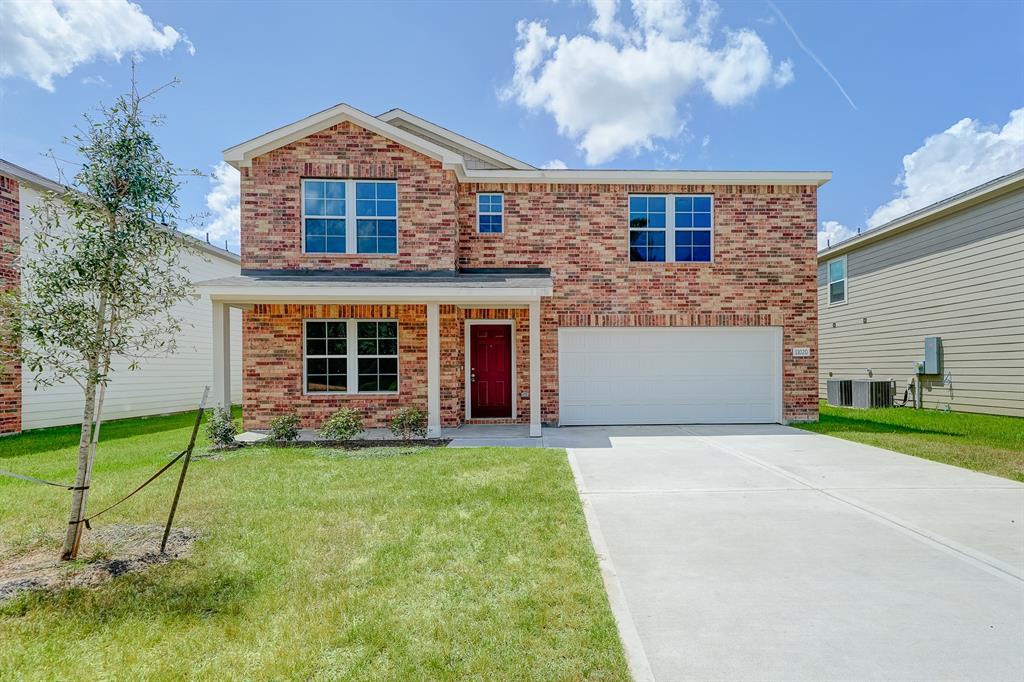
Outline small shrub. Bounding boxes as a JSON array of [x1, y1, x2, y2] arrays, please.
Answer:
[[390, 407, 428, 441], [319, 408, 364, 442], [269, 412, 301, 442], [205, 407, 237, 447]]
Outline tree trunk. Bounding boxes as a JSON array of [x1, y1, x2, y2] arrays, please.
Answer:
[[60, 371, 98, 560], [69, 345, 113, 558], [60, 292, 109, 561]]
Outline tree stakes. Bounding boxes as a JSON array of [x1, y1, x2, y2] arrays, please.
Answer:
[[161, 386, 210, 554]]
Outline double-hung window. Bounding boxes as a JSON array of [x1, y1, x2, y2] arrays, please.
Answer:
[[477, 193, 504, 233], [629, 194, 713, 262], [302, 179, 397, 255], [304, 320, 399, 394], [827, 256, 847, 305]]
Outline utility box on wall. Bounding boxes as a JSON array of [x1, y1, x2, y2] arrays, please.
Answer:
[[922, 336, 943, 375]]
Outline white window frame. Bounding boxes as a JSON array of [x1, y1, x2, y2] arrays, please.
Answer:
[[301, 179, 399, 256], [827, 255, 847, 306], [476, 192, 504, 234], [628, 193, 715, 263], [303, 318, 400, 395]]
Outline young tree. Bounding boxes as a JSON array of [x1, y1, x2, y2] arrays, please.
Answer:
[[0, 76, 198, 559]]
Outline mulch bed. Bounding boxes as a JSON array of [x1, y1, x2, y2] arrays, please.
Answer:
[[0, 524, 197, 604], [258, 438, 451, 449]]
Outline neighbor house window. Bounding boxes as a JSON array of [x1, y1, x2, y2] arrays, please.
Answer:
[[302, 179, 398, 255], [477, 193, 504, 233], [828, 256, 847, 305], [356, 321, 399, 392], [304, 319, 399, 394], [304, 321, 348, 393], [630, 195, 713, 262]]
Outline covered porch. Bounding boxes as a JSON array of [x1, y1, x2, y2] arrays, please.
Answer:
[[200, 269, 553, 437]]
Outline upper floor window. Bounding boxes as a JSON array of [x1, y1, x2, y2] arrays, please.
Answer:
[[302, 179, 397, 255], [629, 194, 713, 263], [828, 256, 847, 305], [477, 193, 504, 233]]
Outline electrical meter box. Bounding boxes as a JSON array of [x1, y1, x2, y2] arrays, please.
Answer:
[[923, 336, 943, 375]]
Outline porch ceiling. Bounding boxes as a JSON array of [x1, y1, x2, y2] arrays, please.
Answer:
[[198, 268, 553, 305]]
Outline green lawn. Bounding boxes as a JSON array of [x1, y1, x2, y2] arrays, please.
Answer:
[[0, 411, 628, 681], [795, 402, 1024, 482]]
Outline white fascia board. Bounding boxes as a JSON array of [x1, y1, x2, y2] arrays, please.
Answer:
[[223, 103, 465, 170], [817, 170, 1024, 261], [378, 109, 535, 170], [203, 283, 552, 305], [457, 168, 832, 186]]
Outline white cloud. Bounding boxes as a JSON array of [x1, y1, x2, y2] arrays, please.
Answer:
[[0, 0, 185, 91], [541, 159, 568, 169], [817, 220, 855, 250], [819, 107, 1024, 251], [867, 108, 1024, 227], [191, 162, 240, 247], [80, 75, 108, 87], [502, 0, 793, 164]]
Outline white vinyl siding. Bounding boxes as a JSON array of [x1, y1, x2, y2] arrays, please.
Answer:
[[817, 186, 1024, 417], [18, 187, 243, 429]]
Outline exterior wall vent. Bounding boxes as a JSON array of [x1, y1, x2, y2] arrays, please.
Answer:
[[851, 380, 894, 409], [826, 379, 853, 407]]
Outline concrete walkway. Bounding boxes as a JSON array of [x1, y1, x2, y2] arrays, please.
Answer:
[[562, 424, 1024, 682]]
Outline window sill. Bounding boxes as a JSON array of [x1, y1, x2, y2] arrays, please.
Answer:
[[301, 253, 400, 258], [303, 391, 401, 397]]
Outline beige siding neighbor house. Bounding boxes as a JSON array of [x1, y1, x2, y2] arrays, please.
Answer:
[[817, 169, 1024, 417], [0, 159, 243, 434]]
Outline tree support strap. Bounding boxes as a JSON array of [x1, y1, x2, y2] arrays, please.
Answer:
[[0, 469, 88, 491], [66, 449, 188, 530]]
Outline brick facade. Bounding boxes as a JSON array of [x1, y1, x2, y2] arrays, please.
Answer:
[[239, 121, 819, 428], [241, 121, 459, 272], [456, 182, 819, 422], [0, 174, 21, 435]]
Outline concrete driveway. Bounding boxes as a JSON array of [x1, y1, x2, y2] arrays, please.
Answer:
[[556, 424, 1024, 682]]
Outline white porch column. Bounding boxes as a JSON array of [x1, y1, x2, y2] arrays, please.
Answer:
[[426, 303, 441, 437], [211, 300, 232, 411], [529, 299, 541, 437]]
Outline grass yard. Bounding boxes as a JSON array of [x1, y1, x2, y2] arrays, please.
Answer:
[[795, 402, 1024, 482], [0, 410, 628, 681]]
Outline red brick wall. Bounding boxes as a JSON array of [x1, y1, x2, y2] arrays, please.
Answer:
[[242, 304, 428, 430], [243, 304, 530, 430], [240, 121, 459, 271], [456, 183, 819, 422], [0, 174, 21, 434], [238, 122, 820, 424]]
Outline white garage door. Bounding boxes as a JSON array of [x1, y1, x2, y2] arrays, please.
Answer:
[[558, 327, 783, 425]]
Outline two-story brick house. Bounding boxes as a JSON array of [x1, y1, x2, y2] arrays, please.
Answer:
[[199, 104, 830, 437]]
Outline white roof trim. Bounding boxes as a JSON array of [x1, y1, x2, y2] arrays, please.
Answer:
[[223, 103, 464, 170], [378, 108, 535, 170], [459, 168, 832, 186], [222, 104, 831, 186], [817, 168, 1024, 260]]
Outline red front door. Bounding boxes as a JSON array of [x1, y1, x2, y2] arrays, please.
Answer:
[[470, 324, 512, 418]]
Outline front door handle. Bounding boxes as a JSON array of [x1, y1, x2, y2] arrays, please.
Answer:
[[471, 368, 476, 383]]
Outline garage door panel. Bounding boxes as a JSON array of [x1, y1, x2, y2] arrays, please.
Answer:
[[558, 327, 782, 425]]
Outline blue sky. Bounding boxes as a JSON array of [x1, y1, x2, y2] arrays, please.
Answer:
[[2, 0, 1022, 252]]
